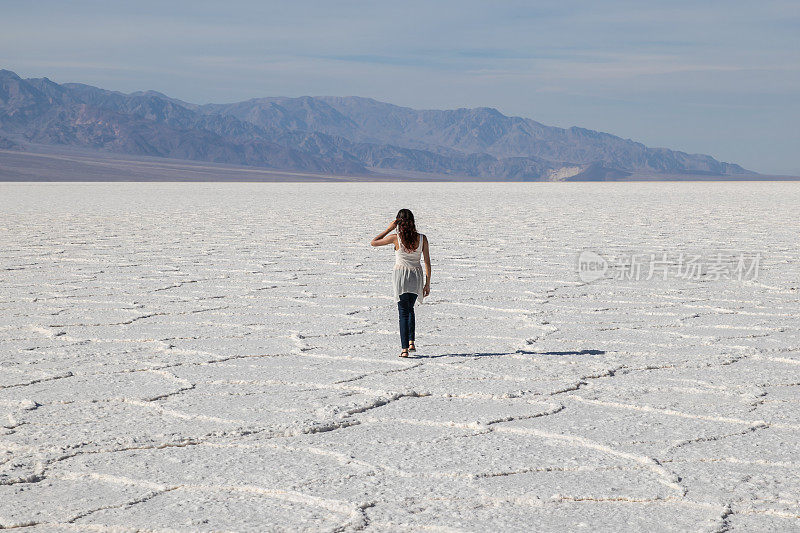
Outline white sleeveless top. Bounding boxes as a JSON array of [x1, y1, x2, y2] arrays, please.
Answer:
[[393, 232, 425, 305]]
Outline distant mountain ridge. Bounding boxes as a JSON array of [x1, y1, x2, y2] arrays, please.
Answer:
[[0, 69, 754, 180]]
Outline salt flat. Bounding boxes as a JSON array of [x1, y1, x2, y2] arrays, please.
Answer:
[[1, 182, 799, 532]]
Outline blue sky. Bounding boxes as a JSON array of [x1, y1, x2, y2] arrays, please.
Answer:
[[2, 0, 798, 174]]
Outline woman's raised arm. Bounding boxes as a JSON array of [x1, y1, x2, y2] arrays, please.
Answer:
[[371, 220, 398, 247]]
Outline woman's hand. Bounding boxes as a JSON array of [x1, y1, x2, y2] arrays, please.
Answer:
[[423, 283, 431, 297], [371, 219, 398, 247]]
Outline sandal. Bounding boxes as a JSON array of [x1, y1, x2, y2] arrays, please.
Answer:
[[399, 349, 410, 358], [408, 342, 416, 352]]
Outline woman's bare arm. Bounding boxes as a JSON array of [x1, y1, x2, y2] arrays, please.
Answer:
[[422, 234, 431, 296], [371, 220, 398, 247]]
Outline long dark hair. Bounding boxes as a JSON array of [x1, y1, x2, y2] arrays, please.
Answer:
[[396, 208, 419, 252]]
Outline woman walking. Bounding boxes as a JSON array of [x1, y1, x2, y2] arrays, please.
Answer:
[[371, 209, 431, 357]]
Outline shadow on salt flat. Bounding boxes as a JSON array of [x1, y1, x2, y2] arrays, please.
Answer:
[[416, 349, 606, 359]]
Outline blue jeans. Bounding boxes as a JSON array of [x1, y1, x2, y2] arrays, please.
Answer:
[[397, 292, 417, 349]]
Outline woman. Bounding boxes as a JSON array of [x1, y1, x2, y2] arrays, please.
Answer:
[[371, 209, 431, 357]]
